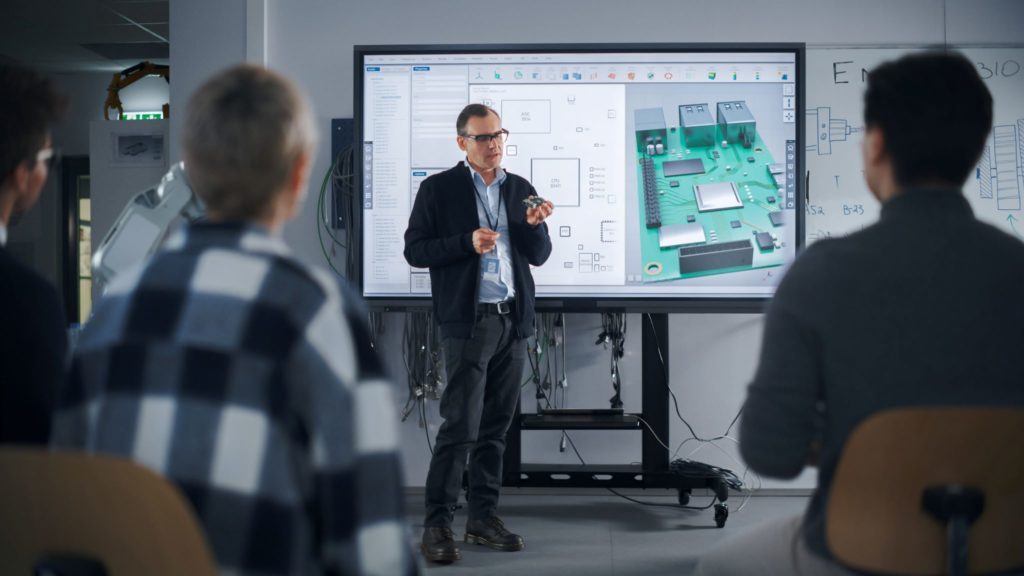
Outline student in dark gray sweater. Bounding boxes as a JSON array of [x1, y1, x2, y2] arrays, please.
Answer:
[[698, 52, 1024, 575]]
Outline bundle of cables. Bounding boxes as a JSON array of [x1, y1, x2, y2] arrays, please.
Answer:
[[669, 459, 744, 494], [400, 311, 443, 454], [594, 312, 626, 409], [316, 145, 358, 279]]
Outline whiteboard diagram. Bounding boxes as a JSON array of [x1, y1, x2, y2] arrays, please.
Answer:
[[977, 119, 1024, 211], [804, 47, 1024, 244], [806, 106, 862, 156]]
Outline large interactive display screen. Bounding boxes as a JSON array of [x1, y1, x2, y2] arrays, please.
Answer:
[[355, 44, 805, 310]]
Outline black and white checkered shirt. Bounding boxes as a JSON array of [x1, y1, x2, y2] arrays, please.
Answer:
[[53, 222, 418, 576]]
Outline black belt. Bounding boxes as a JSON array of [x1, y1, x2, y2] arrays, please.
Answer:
[[478, 299, 515, 315]]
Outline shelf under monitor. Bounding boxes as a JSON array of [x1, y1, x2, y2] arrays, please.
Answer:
[[521, 409, 640, 430]]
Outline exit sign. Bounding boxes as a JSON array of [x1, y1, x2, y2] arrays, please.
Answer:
[[121, 111, 163, 120]]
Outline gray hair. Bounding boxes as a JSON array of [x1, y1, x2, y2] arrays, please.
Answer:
[[183, 65, 316, 220]]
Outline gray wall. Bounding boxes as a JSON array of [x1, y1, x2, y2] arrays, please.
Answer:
[[165, 0, 1024, 490], [50, 72, 114, 156], [168, 0, 248, 165]]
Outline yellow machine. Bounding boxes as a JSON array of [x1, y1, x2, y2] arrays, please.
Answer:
[[103, 61, 170, 120]]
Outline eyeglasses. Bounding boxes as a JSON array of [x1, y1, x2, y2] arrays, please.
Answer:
[[34, 147, 58, 170], [461, 129, 509, 145]]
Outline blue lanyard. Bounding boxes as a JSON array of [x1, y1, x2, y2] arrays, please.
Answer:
[[475, 183, 503, 231]]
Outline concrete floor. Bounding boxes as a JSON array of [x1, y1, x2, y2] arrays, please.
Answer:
[[406, 490, 810, 576]]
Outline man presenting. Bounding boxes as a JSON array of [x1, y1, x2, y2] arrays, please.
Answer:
[[405, 103, 553, 563], [698, 52, 1024, 575]]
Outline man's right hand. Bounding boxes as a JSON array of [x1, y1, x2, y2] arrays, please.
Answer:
[[472, 228, 500, 254]]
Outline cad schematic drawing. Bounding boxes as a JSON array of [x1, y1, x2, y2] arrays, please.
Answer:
[[531, 157, 581, 207], [977, 119, 1024, 211], [634, 102, 788, 283], [805, 106, 862, 156]]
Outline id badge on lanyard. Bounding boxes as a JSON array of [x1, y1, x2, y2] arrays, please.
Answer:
[[482, 255, 501, 283], [478, 184, 503, 285]]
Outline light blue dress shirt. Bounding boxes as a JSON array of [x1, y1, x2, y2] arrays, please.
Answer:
[[466, 161, 515, 303]]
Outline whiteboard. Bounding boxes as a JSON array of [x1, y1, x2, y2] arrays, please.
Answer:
[[804, 47, 1024, 243]]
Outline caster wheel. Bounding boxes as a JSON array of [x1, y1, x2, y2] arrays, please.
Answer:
[[714, 502, 729, 528], [677, 489, 691, 506]]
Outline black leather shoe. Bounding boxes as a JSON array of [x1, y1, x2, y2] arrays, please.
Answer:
[[421, 526, 461, 563], [465, 516, 525, 551]]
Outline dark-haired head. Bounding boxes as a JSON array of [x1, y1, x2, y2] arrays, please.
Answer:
[[862, 51, 992, 199], [0, 65, 67, 221], [456, 103, 498, 136]]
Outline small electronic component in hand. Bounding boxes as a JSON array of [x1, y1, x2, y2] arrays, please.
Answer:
[[523, 196, 547, 209]]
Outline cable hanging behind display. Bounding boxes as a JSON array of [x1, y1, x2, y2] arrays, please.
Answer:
[[400, 310, 443, 454], [317, 144, 359, 279], [596, 313, 626, 410], [529, 313, 562, 412], [368, 311, 384, 350], [528, 313, 573, 451], [332, 145, 359, 280]]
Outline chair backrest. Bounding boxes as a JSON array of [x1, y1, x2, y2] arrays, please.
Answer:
[[827, 407, 1024, 575], [0, 447, 218, 576]]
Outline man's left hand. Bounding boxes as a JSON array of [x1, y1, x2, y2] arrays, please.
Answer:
[[526, 199, 554, 226]]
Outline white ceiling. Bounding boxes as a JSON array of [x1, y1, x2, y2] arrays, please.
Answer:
[[0, 0, 169, 73]]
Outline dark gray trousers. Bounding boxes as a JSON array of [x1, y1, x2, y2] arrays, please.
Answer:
[[424, 312, 525, 527]]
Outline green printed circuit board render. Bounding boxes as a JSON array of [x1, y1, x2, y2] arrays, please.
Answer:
[[635, 101, 786, 282]]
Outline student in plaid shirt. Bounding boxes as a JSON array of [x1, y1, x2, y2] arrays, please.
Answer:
[[52, 65, 419, 576]]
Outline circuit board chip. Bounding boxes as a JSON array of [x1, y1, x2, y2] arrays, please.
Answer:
[[659, 222, 706, 248], [694, 182, 743, 212], [663, 159, 706, 177]]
